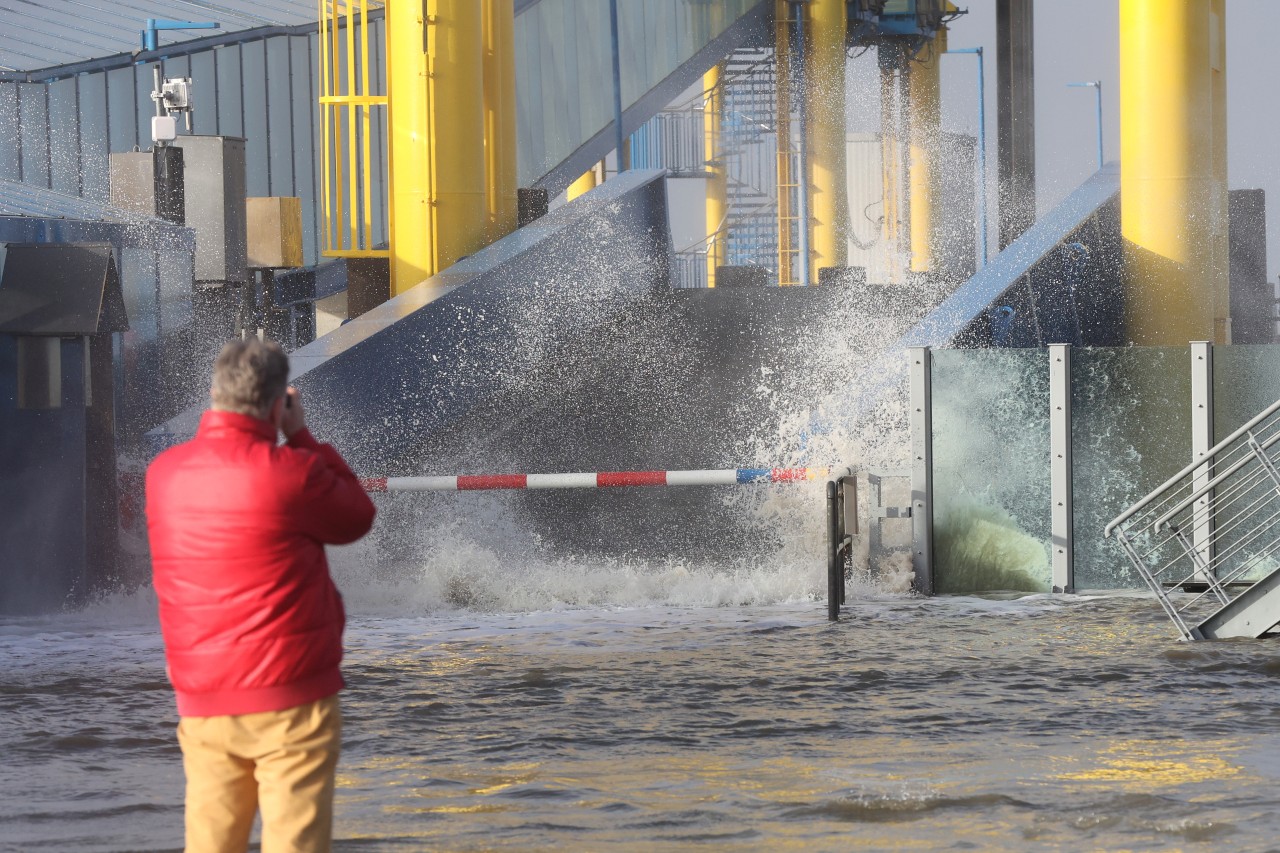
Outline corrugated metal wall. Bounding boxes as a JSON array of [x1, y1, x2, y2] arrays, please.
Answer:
[[0, 1, 767, 270], [515, 0, 761, 185], [0, 18, 386, 268]]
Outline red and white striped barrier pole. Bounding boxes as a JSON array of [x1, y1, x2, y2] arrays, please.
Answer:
[[360, 467, 828, 493]]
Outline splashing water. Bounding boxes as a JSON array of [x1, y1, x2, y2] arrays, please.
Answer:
[[933, 501, 1051, 593]]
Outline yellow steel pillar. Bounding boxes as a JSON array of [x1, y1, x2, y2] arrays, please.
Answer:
[[385, 0, 433, 293], [385, 0, 487, 295], [907, 27, 945, 275], [705, 65, 728, 289], [804, 0, 849, 278], [483, 0, 518, 241], [429, 0, 488, 278], [1120, 0, 1220, 344], [567, 164, 599, 201]]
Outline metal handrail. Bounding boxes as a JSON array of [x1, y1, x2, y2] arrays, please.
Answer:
[[1103, 395, 1280, 536], [1107, 397, 1280, 640], [1153, 430, 1280, 533]]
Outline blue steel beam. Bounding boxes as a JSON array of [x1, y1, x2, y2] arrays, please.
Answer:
[[141, 20, 221, 53]]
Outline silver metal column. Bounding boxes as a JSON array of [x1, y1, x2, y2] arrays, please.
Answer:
[[1049, 343, 1074, 592], [909, 346, 934, 595], [1191, 341, 1215, 575]]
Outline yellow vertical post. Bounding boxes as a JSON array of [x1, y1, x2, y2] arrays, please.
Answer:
[[567, 165, 598, 201], [805, 0, 849, 279], [907, 27, 945, 275], [704, 65, 727, 289], [1120, 0, 1219, 344], [384, 0, 434, 293], [428, 0, 488, 279], [483, 0, 519, 241], [775, 0, 795, 287], [319, 0, 331, 252], [325, 0, 350, 256], [358, 0, 372, 254], [344, 0, 358, 250]]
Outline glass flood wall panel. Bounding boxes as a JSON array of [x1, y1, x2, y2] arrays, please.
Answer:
[[1072, 346, 1191, 588], [1214, 345, 1280, 437], [1211, 345, 1280, 583], [930, 348, 1052, 593]]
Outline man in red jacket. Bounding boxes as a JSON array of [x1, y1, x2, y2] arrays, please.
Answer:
[[147, 338, 376, 853]]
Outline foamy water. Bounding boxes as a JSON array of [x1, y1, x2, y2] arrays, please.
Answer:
[[5, 579, 1280, 852], [0, 225, 1218, 850]]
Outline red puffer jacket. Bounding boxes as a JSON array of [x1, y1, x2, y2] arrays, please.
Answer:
[[146, 410, 376, 717]]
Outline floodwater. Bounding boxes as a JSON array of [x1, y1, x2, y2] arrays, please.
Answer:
[[4, 553, 1280, 852]]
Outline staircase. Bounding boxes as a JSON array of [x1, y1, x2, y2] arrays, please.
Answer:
[[1106, 396, 1280, 640], [721, 48, 781, 271], [629, 46, 794, 286]]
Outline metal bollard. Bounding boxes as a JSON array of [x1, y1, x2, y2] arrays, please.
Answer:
[[827, 472, 860, 620], [827, 480, 841, 621]]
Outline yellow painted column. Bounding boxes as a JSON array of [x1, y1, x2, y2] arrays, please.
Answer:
[[385, 0, 434, 294], [907, 27, 945, 275], [483, 0, 519, 240], [704, 65, 727, 289], [1120, 0, 1219, 344], [804, 0, 849, 279], [567, 164, 598, 201], [429, 0, 488, 276]]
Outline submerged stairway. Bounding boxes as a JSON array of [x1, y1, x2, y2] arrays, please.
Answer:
[[1106, 397, 1280, 639]]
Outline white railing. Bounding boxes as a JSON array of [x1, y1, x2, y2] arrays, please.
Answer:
[[671, 253, 708, 289], [1105, 396, 1280, 639]]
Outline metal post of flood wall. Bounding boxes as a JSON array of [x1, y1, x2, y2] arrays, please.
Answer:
[[909, 346, 934, 595], [1049, 343, 1074, 592], [1191, 341, 1215, 574]]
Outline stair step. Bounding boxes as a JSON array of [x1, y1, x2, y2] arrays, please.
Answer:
[[1194, 565, 1280, 639]]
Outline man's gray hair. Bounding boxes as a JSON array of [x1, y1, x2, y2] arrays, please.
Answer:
[[211, 338, 290, 417]]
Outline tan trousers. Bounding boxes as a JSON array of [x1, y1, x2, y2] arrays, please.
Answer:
[[177, 695, 341, 853]]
